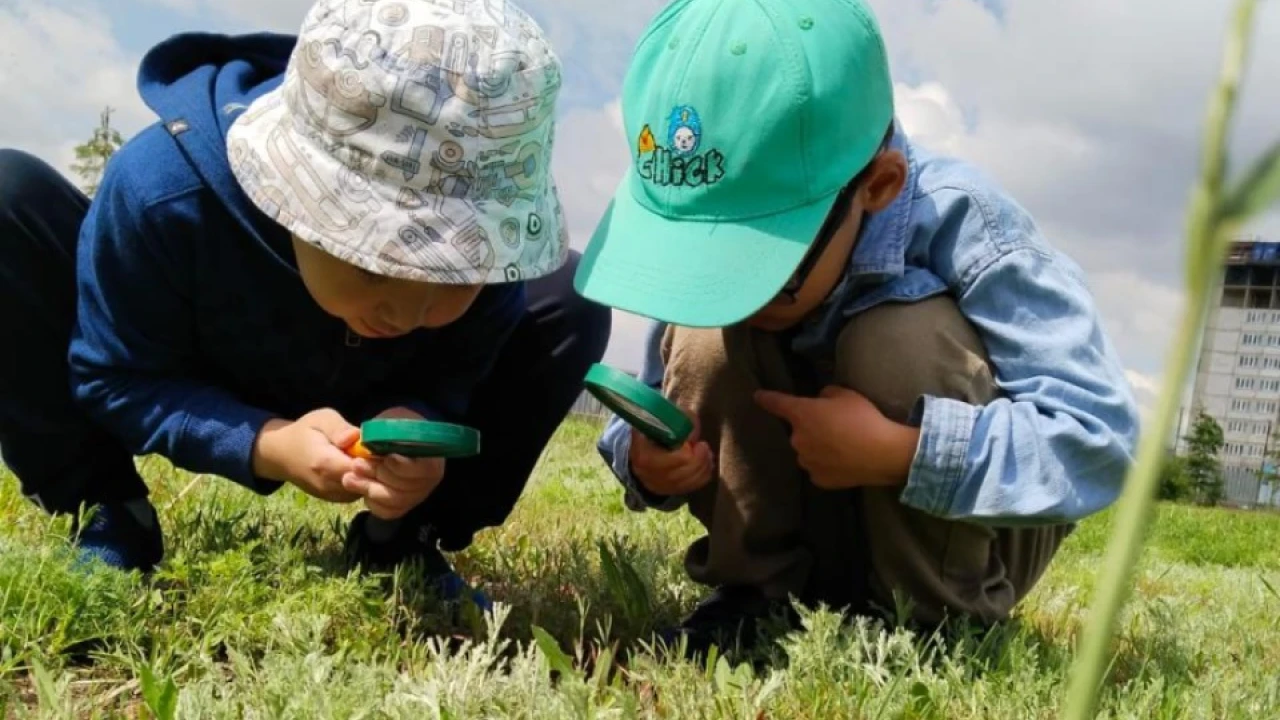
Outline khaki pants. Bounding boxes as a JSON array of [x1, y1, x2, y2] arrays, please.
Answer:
[[663, 296, 1073, 627]]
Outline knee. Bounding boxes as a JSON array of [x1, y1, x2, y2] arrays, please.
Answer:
[[563, 251, 613, 356], [533, 250, 612, 364], [834, 296, 998, 423], [0, 149, 67, 217]]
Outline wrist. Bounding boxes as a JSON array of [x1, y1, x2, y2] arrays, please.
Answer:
[[626, 454, 672, 502], [881, 419, 922, 485], [252, 418, 293, 482]]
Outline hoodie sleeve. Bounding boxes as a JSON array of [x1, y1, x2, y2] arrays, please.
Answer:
[[67, 166, 282, 495]]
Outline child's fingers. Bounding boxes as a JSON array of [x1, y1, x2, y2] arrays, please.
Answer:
[[754, 390, 808, 423], [633, 435, 697, 472], [384, 454, 442, 477], [656, 448, 713, 491], [373, 458, 443, 491], [343, 473, 410, 514], [685, 412, 702, 446], [342, 473, 373, 496], [663, 455, 714, 495], [696, 443, 715, 480], [365, 496, 407, 520]]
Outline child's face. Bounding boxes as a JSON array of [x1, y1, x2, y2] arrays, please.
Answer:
[[292, 236, 484, 338], [747, 148, 908, 332]]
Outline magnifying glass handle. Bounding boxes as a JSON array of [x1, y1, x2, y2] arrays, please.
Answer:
[[345, 438, 376, 459]]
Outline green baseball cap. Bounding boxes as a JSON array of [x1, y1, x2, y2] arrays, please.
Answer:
[[573, 0, 894, 328]]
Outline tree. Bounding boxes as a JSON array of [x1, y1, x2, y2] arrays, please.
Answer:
[[1158, 454, 1193, 503], [70, 106, 124, 198], [1183, 410, 1225, 506]]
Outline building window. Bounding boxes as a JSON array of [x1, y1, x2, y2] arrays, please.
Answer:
[[1237, 377, 1257, 390]]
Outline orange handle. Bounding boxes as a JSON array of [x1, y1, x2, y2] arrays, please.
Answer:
[[345, 438, 375, 459]]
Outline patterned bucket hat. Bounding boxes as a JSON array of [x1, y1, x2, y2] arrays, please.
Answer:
[[227, 0, 567, 285]]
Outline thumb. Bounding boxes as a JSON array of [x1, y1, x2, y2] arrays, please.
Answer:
[[329, 424, 361, 450], [683, 409, 702, 447], [754, 389, 805, 422], [819, 385, 859, 400], [311, 411, 360, 447]]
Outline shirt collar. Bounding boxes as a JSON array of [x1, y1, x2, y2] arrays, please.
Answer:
[[846, 119, 919, 281]]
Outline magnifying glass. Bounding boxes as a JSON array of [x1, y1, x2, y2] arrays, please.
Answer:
[[346, 419, 481, 460], [344, 419, 481, 543], [584, 363, 693, 450]]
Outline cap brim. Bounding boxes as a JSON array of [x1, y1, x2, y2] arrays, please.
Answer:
[[574, 173, 840, 327]]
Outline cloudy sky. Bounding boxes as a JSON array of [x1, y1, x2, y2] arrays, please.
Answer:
[[2, 0, 1278, 418]]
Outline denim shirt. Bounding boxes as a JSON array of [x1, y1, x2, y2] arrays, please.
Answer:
[[596, 126, 1141, 526]]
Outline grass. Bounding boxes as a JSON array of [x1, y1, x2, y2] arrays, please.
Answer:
[[2, 417, 1280, 718]]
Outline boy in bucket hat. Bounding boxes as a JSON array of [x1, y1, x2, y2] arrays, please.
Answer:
[[0, 0, 610, 608], [576, 0, 1140, 650]]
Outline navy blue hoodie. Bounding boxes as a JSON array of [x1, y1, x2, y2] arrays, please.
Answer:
[[67, 33, 525, 495]]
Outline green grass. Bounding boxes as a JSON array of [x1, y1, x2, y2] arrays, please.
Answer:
[[2, 417, 1279, 718]]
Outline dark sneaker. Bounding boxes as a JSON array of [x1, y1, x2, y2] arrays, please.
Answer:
[[73, 501, 164, 573], [656, 585, 800, 659], [343, 511, 492, 613]]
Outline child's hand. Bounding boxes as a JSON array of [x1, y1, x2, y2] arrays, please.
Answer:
[[754, 386, 921, 490], [628, 415, 715, 499], [340, 406, 446, 519], [252, 408, 363, 503]]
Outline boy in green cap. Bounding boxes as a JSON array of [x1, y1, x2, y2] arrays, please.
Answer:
[[575, 0, 1140, 650]]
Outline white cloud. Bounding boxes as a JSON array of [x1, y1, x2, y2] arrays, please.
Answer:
[[548, 98, 654, 372], [8, 0, 1279, 383], [873, 0, 1280, 273], [135, 0, 199, 10], [550, 99, 626, 250], [0, 1, 149, 180], [532, 0, 1280, 378], [1125, 369, 1162, 426], [521, 0, 667, 108], [136, 0, 310, 32], [1126, 369, 1161, 401]]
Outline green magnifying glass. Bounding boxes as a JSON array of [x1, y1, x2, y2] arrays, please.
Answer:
[[344, 419, 481, 542], [584, 363, 693, 450], [346, 419, 481, 460]]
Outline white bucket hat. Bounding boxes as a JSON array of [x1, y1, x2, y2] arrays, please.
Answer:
[[227, 0, 567, 285]]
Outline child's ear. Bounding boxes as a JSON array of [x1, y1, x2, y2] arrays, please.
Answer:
[[860, 150, 908, 213]]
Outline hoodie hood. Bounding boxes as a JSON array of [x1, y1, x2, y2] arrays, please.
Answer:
[[136, 32, 299, 262]]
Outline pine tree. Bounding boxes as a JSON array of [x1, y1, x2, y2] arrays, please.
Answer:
[[1183, 410, 1225, 506], [70, 107, 124, 198]]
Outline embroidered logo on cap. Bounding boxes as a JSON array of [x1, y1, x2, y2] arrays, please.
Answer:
[[637, 105, 725, 188]]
